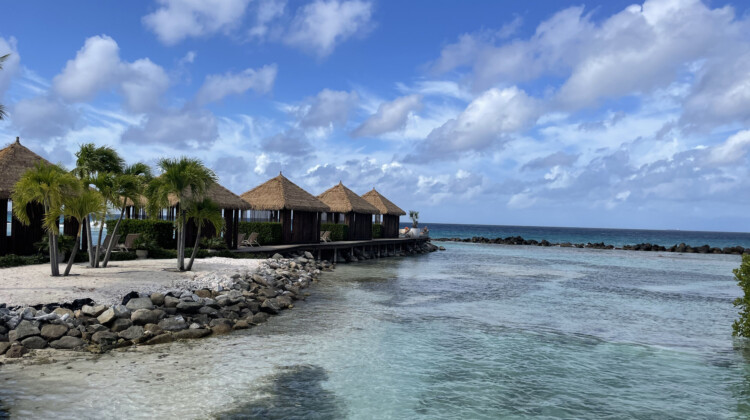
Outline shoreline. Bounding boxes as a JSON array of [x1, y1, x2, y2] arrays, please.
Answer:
[[433, 236, 748, 255]]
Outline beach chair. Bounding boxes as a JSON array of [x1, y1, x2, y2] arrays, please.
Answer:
[[93, 234, 119, 255], [320, 231, 331, 242], [237, 233, 247, 247], [241, 232, 260, 247], [116, 233, 140, 252]]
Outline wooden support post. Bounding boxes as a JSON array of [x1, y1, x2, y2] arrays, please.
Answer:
[[333, 248, 337, 264]]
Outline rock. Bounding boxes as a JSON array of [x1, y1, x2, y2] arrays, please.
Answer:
[[173, 329, 211, 340], [252, 312, 270, 324], [92, 331, 118, 344], [176, 301, 203, 314], [118, 326, 145, 341], [125, 297, 154, 311], [189, 323, 202, 329], [20, 307, 36, 319], [144, 324, 163, 335], [53, 307, 74, 318], [9, 320, 41, 342], [304, 251, 314, 260], [87, 324, 109, 334], [158, 317, 188, 332], [131, 309, 159, 325], [49, 336, 85, 350], [41, 324, 69, 340], [0, 341, 10, 355], [66, 329, 82, 338], [111, 318, 133, 333], [145, 333, 173, 345], [150, 293, 165, 306], [272, 253, 283, 260], [211, 324, 232, 335], [81, 304, 107, 317], [97, 307, 118, 325], [194, 289, 212, 298], [261, 299, 281, 314], [198, 306, 219, 316], [233, 320, 250, 330], [111, 304, 131, 318], [276, 295, 293, 308], [6, 343, 27, 358], [21, 336, 48, 349], [164, 296, 180, 308]]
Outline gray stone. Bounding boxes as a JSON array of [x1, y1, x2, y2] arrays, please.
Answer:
[[0, 341, 11, 355], [110, 318, 133, 333], [92, 331, 118, 344], [198, 306, 219, 316], [41, 324, 69, 340], [118, 326, 145, 341], [164, 296, 180, 308], [86, 324, 109, 334], [144, 324, 163, 335], [176, 301, 203, 314], [304, 251, 314, 260], [97, 307, 117, 325], [9, 320, 40, 342], [158, 317, 187, 331], [150, 292, 165, 306], [211, 324, 232, 335], [189, 323, 202, 329], [276, 295, 293, 308], [145, 333, 173, 345], [20, 307, 37, 319], [6, 343, 27, 358], [21, 336, 47, 349], [173, 328, 211, 340], [49, 336, 85, 350], [260, 299, 281, 314], [233, 320, 250, 330], [209, 318, 233, 327], [272, 253, 283, 260], [66, 328, 82, 337], [131, 309, 159, 325], [194, 289, 212, 298], [81, 304, 107, 317], [111, 304, 131, 318], [53, 307, 74, 318], [125, 297, 154, 311], [252, 312, 270, 324]]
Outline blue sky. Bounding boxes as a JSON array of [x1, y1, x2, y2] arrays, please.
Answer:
[[1, 0, 750, 231]]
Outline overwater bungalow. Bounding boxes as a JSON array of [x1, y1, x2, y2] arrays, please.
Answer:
[[0, 138, 49, 255], [361, 188, 406, 239], [317, 182, 379, 241], [240, 173, 328, 244]]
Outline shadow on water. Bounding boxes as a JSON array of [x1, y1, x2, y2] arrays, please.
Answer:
[[217, 365, 344, 420]]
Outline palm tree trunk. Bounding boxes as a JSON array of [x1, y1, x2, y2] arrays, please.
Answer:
[[102, 206, 125, 267], [48, 231, 58, 276], [178, 215, 186, 270], [94, 212, 105, 268], [186, 225, 202, 271], [86, 215, 95, 267], [64, 225, 82, 276]]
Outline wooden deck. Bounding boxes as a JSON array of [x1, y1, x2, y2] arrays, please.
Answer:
[[233, 237, 429, 262]]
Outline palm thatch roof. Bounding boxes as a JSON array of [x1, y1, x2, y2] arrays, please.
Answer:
[[361, 188, 406, 215], [317, 182, 379, 214], [125, 182, 250, 210], [0, 137, 52, 200], [240, 173, 328, 212]]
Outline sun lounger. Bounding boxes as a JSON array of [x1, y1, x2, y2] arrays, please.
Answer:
[[320, 231, 331, 242], [93, 234, 119, 255], [241, 232, 260, 247], [116, 233, 140, 252], [237, 233, 247, 247]]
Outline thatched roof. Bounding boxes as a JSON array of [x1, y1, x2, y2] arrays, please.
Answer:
[[125, 182, 250, 210], [361, 188, 406, 215], [240, 173, 328, 212], [317, 182, 379, 214], [0, 137, 52, 200]]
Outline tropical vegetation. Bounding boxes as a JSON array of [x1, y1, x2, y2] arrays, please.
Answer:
[[733, 254, 750, 337]]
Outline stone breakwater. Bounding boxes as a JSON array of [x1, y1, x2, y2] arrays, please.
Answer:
[[0, 242, 439, 360], [434, 236, 748, 255]]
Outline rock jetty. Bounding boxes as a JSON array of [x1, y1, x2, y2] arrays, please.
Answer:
[[433, 236, 747, 255]]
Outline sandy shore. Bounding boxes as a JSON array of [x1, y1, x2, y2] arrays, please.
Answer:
[[0, 258, 262, 307]]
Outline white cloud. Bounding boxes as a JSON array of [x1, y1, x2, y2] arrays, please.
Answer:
[[708, 130, 750, 165], [195, 64, 278, 105], [250, 0, 287, 38], [297, 89, 359, 128], [11, 96, 78, 138], [142, 0, 251, 45], [0, 37, 21, 99], [352, 94, 422, 138], [121, 109, 218, 148], [285, 0, 373, 57]]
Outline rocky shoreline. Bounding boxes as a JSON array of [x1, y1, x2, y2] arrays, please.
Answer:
[[0, 241, 439, 360], [433, 236, 748, 255]]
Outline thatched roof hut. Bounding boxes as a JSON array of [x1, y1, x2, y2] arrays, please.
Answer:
[[361, 188, 405, 238], [318, 182, 378, 240], [167, 183, 251, 211], [240, 174, 327, 244], [0, 138, 50, 255]]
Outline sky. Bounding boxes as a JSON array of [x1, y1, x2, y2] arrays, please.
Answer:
[[1, 0, 750, 231]]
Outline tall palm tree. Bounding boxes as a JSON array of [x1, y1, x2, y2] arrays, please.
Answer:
[[0, 54, 9, 120], [59, 188, 106, 276], [184, 198, 224, 271], [146, 157, 216, 271], [101, 162, 152, 267], [12, 162, 81, 276]]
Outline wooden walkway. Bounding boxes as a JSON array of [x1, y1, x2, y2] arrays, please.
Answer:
[[233, 237, 429, 263]]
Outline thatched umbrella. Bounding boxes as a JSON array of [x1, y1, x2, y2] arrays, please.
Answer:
[[0, 137, 50, 255], [240, 173, 328, 244], [361, 188, 406, 238], [317, 182, 378, 240]]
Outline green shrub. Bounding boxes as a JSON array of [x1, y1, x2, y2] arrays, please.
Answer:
[[109, 251, 138, 261], [733, 254, 750, 337], [106, 219, 176, 249], [148, 247, 177, 259], [238, 222, 282, 245], [201, 236, 227, 250], [372, 223, 382, 239], [0, 254, 47, 268], [321, 223, 348, 241]]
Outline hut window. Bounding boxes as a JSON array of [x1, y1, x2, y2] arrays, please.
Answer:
[[247, 210, 275, 222]]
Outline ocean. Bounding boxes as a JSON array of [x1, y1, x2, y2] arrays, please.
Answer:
[[1, 225, 749, 418]]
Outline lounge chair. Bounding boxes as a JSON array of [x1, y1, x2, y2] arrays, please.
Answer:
[[241, 232, 260, 247], [320, 231, 331, 242], [93, 234, 120, 255], [237, 233, 247, 247], [117, 233, 140, 252]]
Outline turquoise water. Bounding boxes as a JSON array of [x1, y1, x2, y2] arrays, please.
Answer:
[[1, 243, 749, 418]]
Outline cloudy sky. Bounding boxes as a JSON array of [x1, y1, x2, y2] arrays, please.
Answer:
[[1, 0, 750, 231]]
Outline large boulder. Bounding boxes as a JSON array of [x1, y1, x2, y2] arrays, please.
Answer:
[[41, 324, 69, 340], [176, 301, 203, 314], [145, 334, 173, 345], [97, 307, 118, 325], [0, 341, 10, 355], [173, 329, 211, 340], [81, 304, 107, 317], [158, 317, 188, 332], [9, 320, 40, 342], [5, 343, 27, 358], [49, 336, 85, 350], [150, 293, 165, 306], [131, 309, 159, 325], [53, 307, 74, 318], [110, 318, 133, 333], [164, 296, 180, 308], [260, 299, 281, 314], [91, 331, 118, 345], [125, 297, 154, 311], [21, 336, 47, 349], [118, 325, 145, 341]]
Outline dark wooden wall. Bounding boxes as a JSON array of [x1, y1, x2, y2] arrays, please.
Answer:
[[382, 214, 400, 238], [345, 211, 372, 241], [279, 209, 320, 244], [1, 201, 45, 256]]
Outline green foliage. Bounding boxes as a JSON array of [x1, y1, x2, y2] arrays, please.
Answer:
[[106, 219, 175, 249], [409, 210, 419, 228], [372, 223, 382, 239], [733, 254, 750, 337], [132, 233, 159, 251], [0, 254, 47, 268], [147, 247, 177, 259], [35, 235, 76, 254], [201, 236, 227, 250], [239, 222, 282, 245], [73, 251, 137, 262], [321, 223, 348, 241]]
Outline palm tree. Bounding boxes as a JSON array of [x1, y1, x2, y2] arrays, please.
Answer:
[[60, 189, 106, 276], [101, 162, 152, 267], [146, 157, 217, 271], [409, 210, 419, 228], [184, 198, 224, 271], [12, 162, 81, 276], [0, 54, 9, 120]]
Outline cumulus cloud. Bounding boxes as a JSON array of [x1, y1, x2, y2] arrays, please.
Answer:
[[11, 96, 78, 138], [708, 130, 750, 165], [261, 130, 313, 156], [121, 109, 218, 148], [250, 0, 287, 38], [195, 64, 278, 105], [142, 0, 251, 45], [53, 35, 169, 113], [297, 89, 359, 128], [284, 0, 373, 57], [521, 151, 580, 171], [352, 94, 422, 138], [0, 37, 21, 98]]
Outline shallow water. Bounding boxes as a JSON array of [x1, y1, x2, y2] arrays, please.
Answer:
[[1, 243, 749, 419]]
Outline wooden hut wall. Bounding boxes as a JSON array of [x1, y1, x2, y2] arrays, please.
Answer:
[[291, 210, 319, 244], [382, 214, 399, 238], [9, 202, 45, 255], [0, 199, 7, 255], [222, 209, 240, 249], [343, 211, 372, 241]]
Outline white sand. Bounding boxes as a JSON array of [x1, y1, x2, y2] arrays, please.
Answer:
[[0, 257, 262, 307]]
